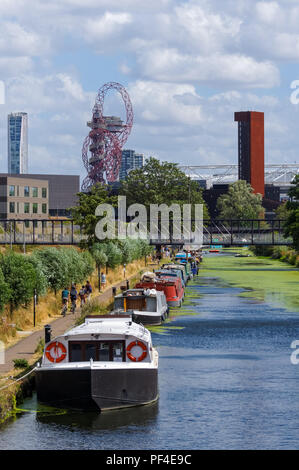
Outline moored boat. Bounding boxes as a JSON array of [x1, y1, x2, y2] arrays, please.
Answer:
[[135, 271, 184, 308], [114, 288, 168, 325], [160, 263, 188, 286], [36, 315, 159, 411]]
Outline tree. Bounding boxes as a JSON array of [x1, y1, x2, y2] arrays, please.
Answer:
[[70, 183, 118, 246], [80, 250, 95, 280], [284, 175, 299, 250], [31, 248, 69, 294], [217, 180, 264, 220], [120, 157, 209, 217], [275, 201, 291, 221], [0, 266, 11, 313], [0, 252, 38, 313], [27, 256, 48, 296], [89, 243, 108, 289], [104, 242, 123, 271]]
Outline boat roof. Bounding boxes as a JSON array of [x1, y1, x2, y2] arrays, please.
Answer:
[[61, 315, 151, 342], [161, 264, 185, 271], [155, 270, 180, 277], [115, 288, 163, 298]]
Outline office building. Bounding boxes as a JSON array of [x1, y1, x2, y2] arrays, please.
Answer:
[[234, 111, 265, 196], [119, 149, 144, 180], [0, 175, 49, 220], [0, 174, 79, 218], [8, 112, 28, 174]]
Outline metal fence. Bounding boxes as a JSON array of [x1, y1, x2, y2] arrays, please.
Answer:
[[0, 219, 293, 246]]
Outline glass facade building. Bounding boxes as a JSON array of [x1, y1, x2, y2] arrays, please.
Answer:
[[8, 112, 28, 174], [119, 149, 144, 180]]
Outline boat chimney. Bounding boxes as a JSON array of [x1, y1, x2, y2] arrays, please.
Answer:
[[44, 324, 52, 344]]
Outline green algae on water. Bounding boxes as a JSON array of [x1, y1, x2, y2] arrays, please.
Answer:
[[200, 252, 299, 312]]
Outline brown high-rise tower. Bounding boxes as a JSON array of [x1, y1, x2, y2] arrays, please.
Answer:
[[234, 111, 264, 196]]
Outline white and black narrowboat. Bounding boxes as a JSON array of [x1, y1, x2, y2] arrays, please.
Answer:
[[36, 315, 159, 411], [113, 288, 168, 326]]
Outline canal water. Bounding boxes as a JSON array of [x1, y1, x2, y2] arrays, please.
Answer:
[[1, 257, 299, 450]]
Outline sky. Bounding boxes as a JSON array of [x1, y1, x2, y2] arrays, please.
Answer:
[[0, 0, 299, 183]]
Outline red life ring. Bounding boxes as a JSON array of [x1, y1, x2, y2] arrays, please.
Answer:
[[126, 341, 147, 362], [45, 341, 67, 363]]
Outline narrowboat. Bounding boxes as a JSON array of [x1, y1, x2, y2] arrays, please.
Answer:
[[180, 260, 193, 280], [175, 252, 191, 261], [114, 288, 168, 326], [36, 315, 159, 411], [161, 263, 188, 285], [135, 271, 184, 308]]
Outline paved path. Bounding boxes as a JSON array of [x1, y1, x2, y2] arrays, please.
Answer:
[[0, 273, 144, 376]]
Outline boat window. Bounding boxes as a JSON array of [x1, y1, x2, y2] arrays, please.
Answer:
[[70, 343, 82, 362], [145, 297, 157, 312], [85, 343, 97, 361], [69, 341, 126, 362], [126, 297, 146, 311], [112, 343, 124, 362], [114, 298, 122, 309], [99, 343, 110, 361]]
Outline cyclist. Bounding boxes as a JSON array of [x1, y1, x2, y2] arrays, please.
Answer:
[[70, 284, 78, 313], [61, 287, 69, 316]]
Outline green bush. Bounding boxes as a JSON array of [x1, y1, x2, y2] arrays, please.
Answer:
[[1, 252, 38, 312], [287, 250, 297, 265], [31, 248, 69, 293], [251, 245, 273, 257], [35, 338, 45, 354], [13, 358, 29, 369], [271, 246, 282, 259], [0, 264, 11, 313], [27, 256, 48, 296]]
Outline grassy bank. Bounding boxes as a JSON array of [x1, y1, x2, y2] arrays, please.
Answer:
[[200, 251, 299, 311], [0, 367, 36, 424]]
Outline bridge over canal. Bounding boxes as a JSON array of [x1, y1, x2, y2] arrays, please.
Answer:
[[0, 219, 292, 247]]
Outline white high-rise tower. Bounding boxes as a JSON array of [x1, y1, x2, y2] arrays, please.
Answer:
[[8, 112, 28, 174]]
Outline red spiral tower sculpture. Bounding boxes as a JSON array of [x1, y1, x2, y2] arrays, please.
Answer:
[[81, 82, 133, 191]]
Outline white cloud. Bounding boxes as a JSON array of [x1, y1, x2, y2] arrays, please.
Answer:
[[129, 80, 202, 126], [0, 57, 33, 79], [84, 12, 132, 41], [57, 74, 86, 101], [0, 0, 299, 178], [0, 22, 50, 56], [136, 48, 280, 88]]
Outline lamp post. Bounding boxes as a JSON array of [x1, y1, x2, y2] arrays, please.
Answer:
[[33, 289, 37, 327]]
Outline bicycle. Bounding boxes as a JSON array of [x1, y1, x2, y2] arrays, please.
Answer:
[[70, 298, 77, 314], [61, 301, 68, 317]]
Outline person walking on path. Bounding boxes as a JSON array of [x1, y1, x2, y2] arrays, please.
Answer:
[[100, 272, 106, 291], [79, 286, 86, 307], [85, 280, 92, 301]]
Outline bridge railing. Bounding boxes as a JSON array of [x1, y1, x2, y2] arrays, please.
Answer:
[[0, 218, 293, 246]]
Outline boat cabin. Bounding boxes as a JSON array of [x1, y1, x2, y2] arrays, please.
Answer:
[[136, 272, 184, 308], [113, 289, 168, 325]]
